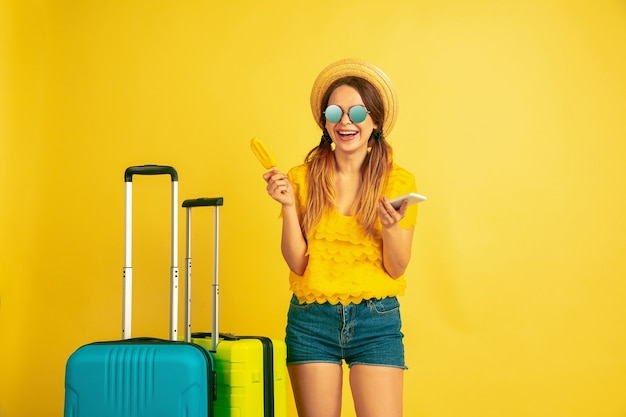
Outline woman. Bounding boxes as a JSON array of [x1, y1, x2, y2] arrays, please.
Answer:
[[263, 58, 419, 417]]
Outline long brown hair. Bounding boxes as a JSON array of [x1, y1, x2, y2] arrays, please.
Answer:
[[302, 76, 393, 238]]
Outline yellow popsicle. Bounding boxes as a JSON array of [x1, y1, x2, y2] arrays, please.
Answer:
[[250, 137, 277, 169]]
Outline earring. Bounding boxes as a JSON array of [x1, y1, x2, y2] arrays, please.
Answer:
[[372, 129, 383, 141]]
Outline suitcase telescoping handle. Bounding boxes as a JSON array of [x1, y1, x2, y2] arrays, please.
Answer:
[[182, 197, 224, 351], [123, 165, 179, 341]]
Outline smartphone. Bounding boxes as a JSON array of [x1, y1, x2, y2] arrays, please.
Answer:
[[389, 193, 427, 209]]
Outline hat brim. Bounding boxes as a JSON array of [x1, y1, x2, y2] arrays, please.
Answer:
[[310, 58, 398, 136]]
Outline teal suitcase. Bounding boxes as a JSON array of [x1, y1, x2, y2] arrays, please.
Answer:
[[64, 166, 216, 417]]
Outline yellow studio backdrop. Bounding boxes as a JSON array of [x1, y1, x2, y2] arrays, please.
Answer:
[[1, 0, 625, 416]]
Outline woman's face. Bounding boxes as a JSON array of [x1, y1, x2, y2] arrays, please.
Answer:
[[325, 84, 378, 155]]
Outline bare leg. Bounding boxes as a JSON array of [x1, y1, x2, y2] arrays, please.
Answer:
[[350, 364, 404, 417], [288, 363, 343, 417]]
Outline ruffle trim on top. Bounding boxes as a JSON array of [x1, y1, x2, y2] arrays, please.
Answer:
[[290, 211, 407, 305], [290, 275, 406, 305]]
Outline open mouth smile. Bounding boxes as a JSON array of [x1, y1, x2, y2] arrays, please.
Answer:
[[337, 130, 359, 140]]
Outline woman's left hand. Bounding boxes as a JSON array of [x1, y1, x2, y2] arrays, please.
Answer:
[[377, 197, 407, 228]]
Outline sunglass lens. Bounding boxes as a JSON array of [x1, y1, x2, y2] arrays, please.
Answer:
[[324, 105, 342, 123], [349, 105, 368, 123]]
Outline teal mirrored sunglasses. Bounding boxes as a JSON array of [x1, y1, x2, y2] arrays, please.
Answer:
[[324, 104, 370, 123]]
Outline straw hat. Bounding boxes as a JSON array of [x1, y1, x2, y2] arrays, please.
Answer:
[[310, 58, 398, 136]]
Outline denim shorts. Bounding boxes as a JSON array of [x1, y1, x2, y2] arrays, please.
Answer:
[[285, 294, 407, 369]]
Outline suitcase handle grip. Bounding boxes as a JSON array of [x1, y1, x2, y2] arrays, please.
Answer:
[[125, 165, 178, 182], [183, 197, 224, 207]]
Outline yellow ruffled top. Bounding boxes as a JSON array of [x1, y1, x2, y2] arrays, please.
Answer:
[[287, 163, 418, 305]]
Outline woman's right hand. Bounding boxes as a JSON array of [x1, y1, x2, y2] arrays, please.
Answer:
[[263, 169, 294, 206]]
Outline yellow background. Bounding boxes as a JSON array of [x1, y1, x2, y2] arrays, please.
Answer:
[[1, 1, 625, 416]]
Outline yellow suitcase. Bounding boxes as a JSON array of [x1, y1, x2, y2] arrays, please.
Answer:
[[182, 197, 287, 417], [192, 334, 287, 417]]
